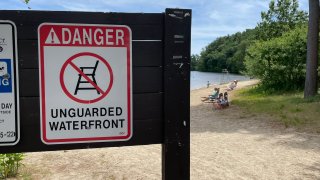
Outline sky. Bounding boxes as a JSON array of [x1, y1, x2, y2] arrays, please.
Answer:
[[1, 0, 309, 54]]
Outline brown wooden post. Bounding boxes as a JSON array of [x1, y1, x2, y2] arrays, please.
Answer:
[[162, 8, 191, 180], [304, 0, 319, 98]]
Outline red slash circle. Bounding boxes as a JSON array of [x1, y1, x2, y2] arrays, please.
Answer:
[[60, 52, 113, 104]]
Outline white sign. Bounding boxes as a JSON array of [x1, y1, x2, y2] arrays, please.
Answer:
[[0, 20, 20, 146], [38, 23, 132, 144]]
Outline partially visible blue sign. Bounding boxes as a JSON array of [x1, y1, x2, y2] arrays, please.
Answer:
[[0, 59, 12, 93]]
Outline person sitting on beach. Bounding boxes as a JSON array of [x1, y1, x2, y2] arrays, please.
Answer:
[[213, 93, 224, 109], [226, 80, 238, 91], [201, 87, 220, 102], [220, 92, 229, 107], [213, 92, 229, 109]]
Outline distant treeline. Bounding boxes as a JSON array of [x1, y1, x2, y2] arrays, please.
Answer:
[[191, 28, 257, 74], [192, 0, 315, 92]]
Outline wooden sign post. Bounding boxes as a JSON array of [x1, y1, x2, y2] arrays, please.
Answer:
[[163, 9, 191, 180], [0, 8, 191, 180]]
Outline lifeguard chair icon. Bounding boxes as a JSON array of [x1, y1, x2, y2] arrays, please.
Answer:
[[74, 60, 100, 95]]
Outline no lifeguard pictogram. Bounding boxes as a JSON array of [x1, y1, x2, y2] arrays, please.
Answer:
[[60, 52, 114, 104], [38, 23, 132, 144]]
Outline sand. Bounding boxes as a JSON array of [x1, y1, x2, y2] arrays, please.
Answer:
[[20, 80, 320, 180]]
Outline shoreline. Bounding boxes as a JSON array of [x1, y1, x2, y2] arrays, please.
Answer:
[[192, 79, 259, 91], [190, 71, 251, 90], [190, 79, 259, 107]]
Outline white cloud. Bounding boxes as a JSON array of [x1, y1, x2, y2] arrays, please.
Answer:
[[209, 11, 222, 20], [234, 3, 255, 13], [58, 1, 110, 12], [192, 25, 251, 39]]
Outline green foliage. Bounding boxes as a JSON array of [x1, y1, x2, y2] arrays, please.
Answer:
[[0, 153, 24, 178], [257, 0, 307, 40], [191, 54, 200, 71], [244, 0, 309, 92], [245, 26, 307, 91], [24, 0, 30, 4], [233, 87, 320, 131], [197, 29, 257, 74], [194, 0, 308, 76]]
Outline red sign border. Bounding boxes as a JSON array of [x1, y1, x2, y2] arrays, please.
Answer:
[[38, 23, 132, 144]]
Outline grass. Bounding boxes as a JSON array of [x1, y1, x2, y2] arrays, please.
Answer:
[[232, 86, 320, 133]]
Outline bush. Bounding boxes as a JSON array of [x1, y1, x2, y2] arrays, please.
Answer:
[[245, 26, 307, 92], [0, 153, 24, 178]]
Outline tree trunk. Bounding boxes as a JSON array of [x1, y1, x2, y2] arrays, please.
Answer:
[[304, 0, 319, 98]]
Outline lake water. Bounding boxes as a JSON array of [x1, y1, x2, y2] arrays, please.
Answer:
[[191, 71, 250, 90]]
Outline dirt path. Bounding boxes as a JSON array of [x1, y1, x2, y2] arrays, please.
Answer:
[[20, 80, 320, 179]]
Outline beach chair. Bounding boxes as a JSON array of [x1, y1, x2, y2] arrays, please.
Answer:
[[201, 88, 220, 103]]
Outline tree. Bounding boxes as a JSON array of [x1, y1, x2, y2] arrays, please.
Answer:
[[257, 0, 307, 40], [190, 54, 200, 71], [243, 0, 309, 92], [304, 0, 319, 98], [197, 29, 257, 74], [245, 26, 307, 91]]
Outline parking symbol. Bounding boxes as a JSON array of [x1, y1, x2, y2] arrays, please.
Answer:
[[0, 59, 12, 93]]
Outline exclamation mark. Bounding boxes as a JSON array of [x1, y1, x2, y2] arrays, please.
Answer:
[[51, 31, 54, 44]]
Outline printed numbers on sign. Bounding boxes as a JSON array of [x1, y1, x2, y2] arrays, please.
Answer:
[[0, 131, 16, 138]]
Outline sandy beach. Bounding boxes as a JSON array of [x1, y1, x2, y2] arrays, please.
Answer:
[[20, 80, 320, 179]]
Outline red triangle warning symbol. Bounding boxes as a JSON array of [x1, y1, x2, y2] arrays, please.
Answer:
[[45, 28, 61, 44]]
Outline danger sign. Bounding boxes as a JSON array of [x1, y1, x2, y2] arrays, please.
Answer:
[[38, 23, 132, 144]]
